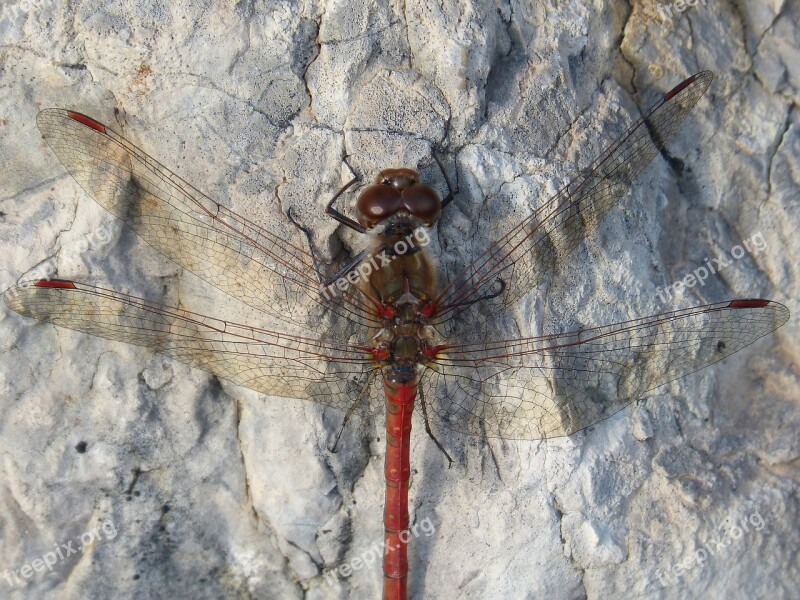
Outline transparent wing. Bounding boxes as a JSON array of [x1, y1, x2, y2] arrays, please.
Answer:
[[432, 72, 714, 325], [4, 280, 379, 411], [36, 109, 377, 332], [423, 299, 788, 439]]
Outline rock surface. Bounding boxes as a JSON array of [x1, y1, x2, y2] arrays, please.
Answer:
[[1, 1, 798, 599]]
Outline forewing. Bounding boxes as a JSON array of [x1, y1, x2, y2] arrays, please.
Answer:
[[4, 280, 378, 411], [35, 109, 376, 332], [433, 72, 714, 325], [423, 299, 788, 439]]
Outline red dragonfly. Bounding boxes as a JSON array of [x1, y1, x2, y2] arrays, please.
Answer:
[[4, 71, 788, 599]]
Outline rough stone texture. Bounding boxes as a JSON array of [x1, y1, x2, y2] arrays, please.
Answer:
[[1, 1, 798, 599]]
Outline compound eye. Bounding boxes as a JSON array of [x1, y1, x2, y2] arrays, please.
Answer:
[[357, 184, 403, 228], [401, 183, 441, 225]]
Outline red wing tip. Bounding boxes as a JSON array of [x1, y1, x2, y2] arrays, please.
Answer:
[[663, 71, 712, 101], [67, 111, 106, 133], [34, 279, 76, 289], [664, 75, 697, 101], [727, 299, 771, 309]]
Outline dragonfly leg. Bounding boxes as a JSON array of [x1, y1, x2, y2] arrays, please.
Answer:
[[286, 207, 328, 284], [289, 206, 382, 290], [325, 156, 367, 233], [290, 207, 391, 311], [322, 249, 376, 288], [432, 150, 458, 210], [444, 277, 506, 310], [329, 370, 376, 453], [287, 208, 374, 291], [419, 383, 453, 468]]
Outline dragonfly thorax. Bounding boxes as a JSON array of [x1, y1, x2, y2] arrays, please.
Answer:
[[363, 200, 439, 376], [372, 320, 436, 365]]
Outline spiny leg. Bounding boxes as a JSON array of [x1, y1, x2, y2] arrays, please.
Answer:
[[288, 205, 372, 287], [288, 206, 387, 311], [419, 383, 453, 468], [286, 207, 328, 284], [326, 156, 366, 233], [329, 370, 376, 453], [432, 150, 458, 210], [441, 277, 506, 310]]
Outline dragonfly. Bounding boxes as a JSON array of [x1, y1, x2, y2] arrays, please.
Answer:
[[3, 71, 789, 599]]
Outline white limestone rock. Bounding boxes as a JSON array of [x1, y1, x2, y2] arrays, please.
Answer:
[[0, 1, 797, 599]]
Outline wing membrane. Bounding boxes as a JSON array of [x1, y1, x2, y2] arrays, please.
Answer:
[[36, 109, 376, 331], [433, 72, 714, 324], [424, 299, 788, 439], [4, 280, 377, 411]]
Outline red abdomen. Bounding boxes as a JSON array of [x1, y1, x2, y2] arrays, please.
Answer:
[[382, 374, 417, 600]]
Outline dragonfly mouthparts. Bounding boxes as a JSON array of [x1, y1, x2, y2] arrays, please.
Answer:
[[379, 213, 421, 234]]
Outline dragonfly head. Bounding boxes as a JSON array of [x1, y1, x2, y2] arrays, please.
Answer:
[[356, 168, 441, 229]]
